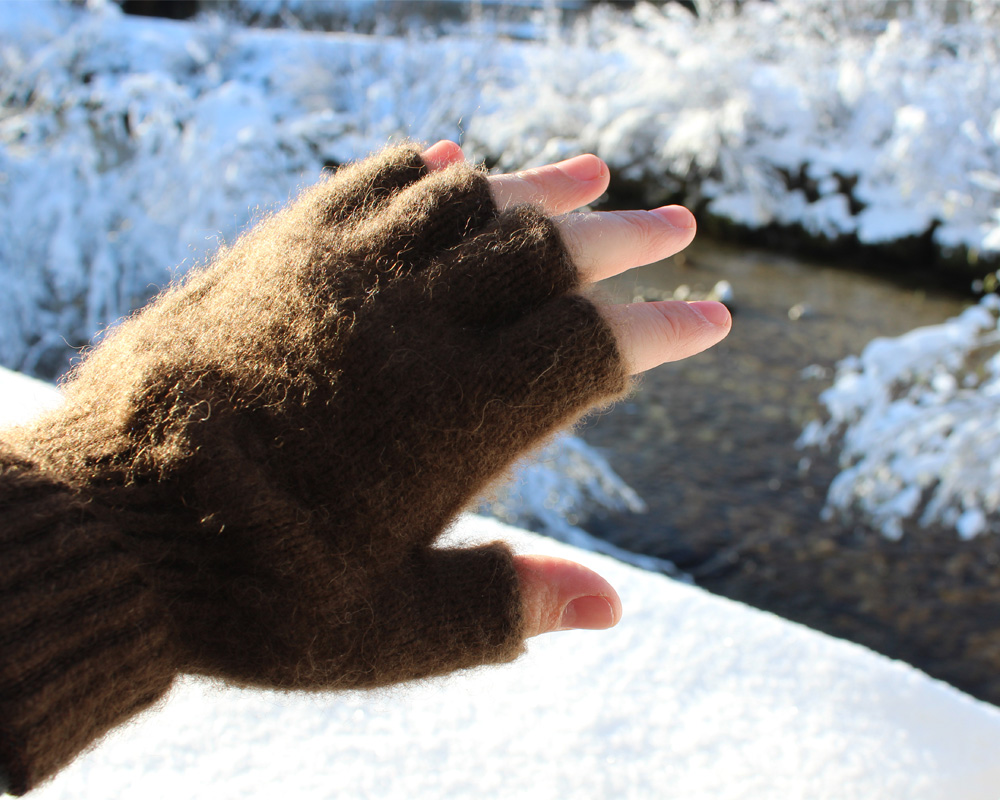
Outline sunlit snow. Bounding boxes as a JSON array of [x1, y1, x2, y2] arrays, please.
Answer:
[[2, 1, 1000, 378], [800, 293, 1000, 539], [2, 371, 999, 800]]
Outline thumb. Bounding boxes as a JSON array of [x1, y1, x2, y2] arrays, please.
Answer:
[[513, 555, 622, 637]]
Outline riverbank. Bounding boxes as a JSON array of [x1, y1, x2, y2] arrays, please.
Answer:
[[602, 173, 1000, 296], [580, 238, 1000, 706], [3, 2, 1000, 378]]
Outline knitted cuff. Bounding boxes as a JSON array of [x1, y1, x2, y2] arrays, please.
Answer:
[[0, 455, 175, 796]]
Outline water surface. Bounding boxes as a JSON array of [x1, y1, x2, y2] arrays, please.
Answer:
[[584, 237, 968, 563]]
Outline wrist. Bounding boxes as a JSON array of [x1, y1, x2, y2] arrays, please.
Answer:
[[0, 454, 176, 794]]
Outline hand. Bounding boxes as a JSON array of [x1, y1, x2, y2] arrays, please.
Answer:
[[2, 141, 732, 794], [423, 141, 731, 637]]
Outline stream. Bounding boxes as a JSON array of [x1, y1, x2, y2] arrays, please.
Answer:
[[578, 239, 1000, 705], [584, 237, 967, 563]]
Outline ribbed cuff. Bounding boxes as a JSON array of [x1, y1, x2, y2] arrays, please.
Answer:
[[0, 464, 175, 795]]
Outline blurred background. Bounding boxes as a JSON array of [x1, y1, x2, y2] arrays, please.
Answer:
[[2, 0, 999, 703]]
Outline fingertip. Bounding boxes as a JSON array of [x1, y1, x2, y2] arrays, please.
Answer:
[[688, 300, 732, 329], [421, 140, 465, 172], [650, 205, 697, 254], [513, 554, 622, 637], [651, 204, 697, 231], [554, 153, 609, 186], [558, 594, 620, 632]]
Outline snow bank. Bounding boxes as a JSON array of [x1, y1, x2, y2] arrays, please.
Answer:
[[2, 1, 1000, 377], [4, 343, 1000, 800], [800, 292, 1000, 540], [20, 517, 1000, 800], [0, 366, 63, 427]]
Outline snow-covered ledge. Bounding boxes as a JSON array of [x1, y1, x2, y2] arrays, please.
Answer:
[[3, 368, 999, 798], [0, 366, 64, 427]]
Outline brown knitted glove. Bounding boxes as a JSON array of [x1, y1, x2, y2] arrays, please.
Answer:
[[0, 145, 628, 793]]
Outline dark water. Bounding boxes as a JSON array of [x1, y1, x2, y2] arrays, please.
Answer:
[[577, 240, 1000, 706], [582, 237, 967, 563]]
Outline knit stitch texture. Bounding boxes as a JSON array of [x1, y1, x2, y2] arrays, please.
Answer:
[[0, 145, 629, 794]]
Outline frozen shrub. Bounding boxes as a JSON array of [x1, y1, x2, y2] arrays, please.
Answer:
[[799, 291, 1000, 539]]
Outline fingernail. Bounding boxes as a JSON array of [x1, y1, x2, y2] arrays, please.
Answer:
[[651, 205, 696, 230], [421, 140, 447, 156], [559, 595, 616, 631], [689, 300, 732, 327], [555, 154, 606, 183]]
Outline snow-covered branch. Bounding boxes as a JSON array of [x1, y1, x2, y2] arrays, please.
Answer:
[[799, 291, 1000, 540], [2, 1, 1000, 377]]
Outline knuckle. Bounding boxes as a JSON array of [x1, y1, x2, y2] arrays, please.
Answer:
[[555, 212, 591, 266], [620, 210, 673, 263], [518, 167, 559, 207], [650, 301, 686, 345]]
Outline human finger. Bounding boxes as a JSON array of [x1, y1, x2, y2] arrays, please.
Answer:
[[423, 143, 611, 215], [421, 140, 466, 172], [513, 554, 622, 638], [600, 299, 732, 374], [557, 206, 697, 284], [489, 154, 610, 215]]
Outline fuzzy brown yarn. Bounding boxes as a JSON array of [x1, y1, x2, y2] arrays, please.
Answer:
[[0, 145, 629, 794]]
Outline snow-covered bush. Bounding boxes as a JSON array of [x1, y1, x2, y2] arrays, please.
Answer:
[[0, 4, 320, 374], [3, 1, 1000, 376], [799, 290, 1000, 540], [466, 0, 1000, 256], [0, 2, 507, 375], [479, 434, 683, 575]]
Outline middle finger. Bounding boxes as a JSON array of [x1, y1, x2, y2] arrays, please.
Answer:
[[556, 206, 697, 284], [489, 154, 610, 216]]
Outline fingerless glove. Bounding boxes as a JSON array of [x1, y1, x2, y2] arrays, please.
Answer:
[[0, 145, 628, 794]]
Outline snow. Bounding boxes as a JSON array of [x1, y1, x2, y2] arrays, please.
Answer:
[[799, 292, 1000, 539], [16, 513, 1000, 799], [0, 366, 63, 427], [3, 1, 1000, 378], [4, 345, 1000, 800]]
